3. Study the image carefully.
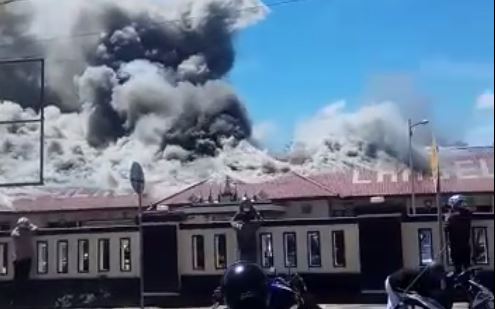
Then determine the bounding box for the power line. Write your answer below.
[0,0,311,52]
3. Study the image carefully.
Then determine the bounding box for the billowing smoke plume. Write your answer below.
[74,2,254,153]
[0,0,458,197]
[0,5,59,109]
[286,101,430,171]
[1,0,262,153]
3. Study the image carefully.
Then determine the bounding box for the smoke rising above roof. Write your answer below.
[0,0,454,196]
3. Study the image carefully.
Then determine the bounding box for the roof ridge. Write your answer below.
[151,178,210,206]
[290,171,337,196]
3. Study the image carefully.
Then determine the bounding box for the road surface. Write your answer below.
[99,304,469,309]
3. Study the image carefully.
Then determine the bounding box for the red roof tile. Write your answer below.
[11,193,144,213]
[310,147,494,197]
[160,147,494,204]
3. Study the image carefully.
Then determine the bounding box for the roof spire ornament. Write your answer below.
[208,186,213,203]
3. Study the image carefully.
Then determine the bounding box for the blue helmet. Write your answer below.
[447,194,468,210]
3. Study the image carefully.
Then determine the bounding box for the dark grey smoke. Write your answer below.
[76,2,251,155]
[0,7,42,109]
[0,6,60,111]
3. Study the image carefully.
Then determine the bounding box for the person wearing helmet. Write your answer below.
[221,261,270,309]
[385,262,449,309]
[230,198,264,263]
[10,217,38,306]
[445,194,473,274]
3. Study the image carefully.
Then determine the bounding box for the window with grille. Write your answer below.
[0,243,7,276]
[192,235,205,270]
[98,239,110,272]
[332,230,346,268]
[57,240,69,274]
[37,241,48,274]
[214,234,227,270]
[418,229,434,266]
[260,233,274,268]
[78,239,90,273]
[283,232,297,268]
[472,227,489,265]
[120,238,132,272]
[307,231,321,267]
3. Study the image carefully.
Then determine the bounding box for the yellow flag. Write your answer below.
[431,136,440,189]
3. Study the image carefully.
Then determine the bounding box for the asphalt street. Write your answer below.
[115,304,469,309]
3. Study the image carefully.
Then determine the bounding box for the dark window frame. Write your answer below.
[259,232,274,269]
[56,240,69,274]
[120,238,132,272]
[307,231,322,268]
[192,235,205,271]
[332,230,346,268]
[77,239,90,273]
[37,241,49,274]
[283,232,297,268]
[214,234,227,270]
[418,228,434,266]
[98,238,111,273]
[0,242,7,276]
[472,226,490,265]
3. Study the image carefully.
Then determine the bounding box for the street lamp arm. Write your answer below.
[410,119,430,130]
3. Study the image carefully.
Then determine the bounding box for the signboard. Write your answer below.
[130,162,145,194]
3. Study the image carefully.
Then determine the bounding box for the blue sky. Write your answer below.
[229,0,494,150]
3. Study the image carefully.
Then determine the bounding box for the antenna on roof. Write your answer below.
[232,183,238,201]
[208,186,213,203]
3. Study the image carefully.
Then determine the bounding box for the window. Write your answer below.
[98,239,110,272]
[57,240,69,274]
[472,227,489,265]
[418,229,434,266]
[37,241,48,274]
[283,232,297,268]
[120,238,132,272]
[214,234,227,270]
[192,235,205,270]
[307,231,321,267]
[332,230,346,268]
[0,243,7,276]
[260,233,274,268]
[301,204,313,214]
[78,239,90,273]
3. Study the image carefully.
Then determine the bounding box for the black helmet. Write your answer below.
[222,261,269,309]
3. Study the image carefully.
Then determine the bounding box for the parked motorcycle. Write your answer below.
[211,269,322,309]
[269,271,321,309]
[397,267,494,309]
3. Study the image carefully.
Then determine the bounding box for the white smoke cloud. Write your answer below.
[0,0,468,200]
[476,90,494,111]
[252,121,278,145]
[466,90,494,146]
[291,100,429,170]
[0,191,13,210]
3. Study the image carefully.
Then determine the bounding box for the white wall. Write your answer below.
[402,219,494,270]
[178,223,360,276]
[280,199,330,219]
[0,231,140,281]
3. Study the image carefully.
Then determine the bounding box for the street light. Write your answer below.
[130,162,145,309]
[408,118,429,215]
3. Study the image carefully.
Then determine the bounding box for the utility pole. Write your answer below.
[130,162,145,309]
[408,118,429,215]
